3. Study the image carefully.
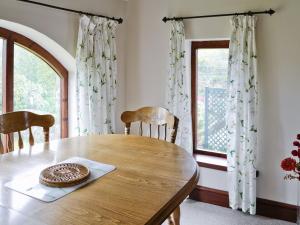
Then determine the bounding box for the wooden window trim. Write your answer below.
[191,40,229,159]
[194,153,227,171]
[0,27,68,138]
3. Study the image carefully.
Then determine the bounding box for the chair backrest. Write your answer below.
[0,111,55,153]
[121,107,179,143]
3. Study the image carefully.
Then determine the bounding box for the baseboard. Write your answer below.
[189,186,297,223]
[189,186,229,208]
[256,198,297,223]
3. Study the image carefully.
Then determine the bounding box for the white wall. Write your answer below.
[124,0,169,109]
[125,0,300,205]
[0,0,127,135]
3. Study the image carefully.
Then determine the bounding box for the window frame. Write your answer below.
[0,27,68,138]
[191,40,230,159]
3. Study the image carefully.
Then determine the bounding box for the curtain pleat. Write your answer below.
[166,21,193,154]
[226,15,258,215]
[76,15,118,135]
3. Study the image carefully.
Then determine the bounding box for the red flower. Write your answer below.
[293,141,300,147]
[281,158,297,171]
[298,149,300,158]
[291,150,298,156]
[297,134,300,140]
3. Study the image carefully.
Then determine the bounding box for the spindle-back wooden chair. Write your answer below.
[121,106,179,143]
[121,106,180,225]
[0,111,55,153]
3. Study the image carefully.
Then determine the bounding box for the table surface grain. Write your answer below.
[0,134,199,225]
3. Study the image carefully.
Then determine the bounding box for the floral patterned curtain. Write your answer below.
[226,15,258,215]
[166,21,193,154]
[76,15,118,135]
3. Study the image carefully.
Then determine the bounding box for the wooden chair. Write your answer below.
[121,107,179,143]
[121,106,181,225]
[0,111,55,153]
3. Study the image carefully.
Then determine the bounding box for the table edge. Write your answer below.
[146,162,200,225]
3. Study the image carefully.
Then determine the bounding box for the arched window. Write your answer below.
[0,27,68,141]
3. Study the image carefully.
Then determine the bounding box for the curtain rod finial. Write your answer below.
[268,8,275,15]
[162,17,168,23]
[117,18,123,24]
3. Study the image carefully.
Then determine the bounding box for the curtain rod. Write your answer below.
[17,0,123,24]
[162,9,275,23]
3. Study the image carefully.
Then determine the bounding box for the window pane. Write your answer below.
[0,39,3,113]
[14,44,60,144]
[197,48,229,153]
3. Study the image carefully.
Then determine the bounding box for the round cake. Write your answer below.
[39,163,90,188]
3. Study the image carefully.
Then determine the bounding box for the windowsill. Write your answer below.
[193,153,227,171]
[194,153,260,177]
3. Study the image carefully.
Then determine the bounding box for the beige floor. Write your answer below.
[163,200,295,225]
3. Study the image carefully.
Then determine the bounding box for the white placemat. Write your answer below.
[5,157,116,202]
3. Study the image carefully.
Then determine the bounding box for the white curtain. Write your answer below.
[226,15,258,215]
[166,21,193,154]
[76,15,118,135]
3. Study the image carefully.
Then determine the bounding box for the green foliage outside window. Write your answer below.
[13,44,61,143]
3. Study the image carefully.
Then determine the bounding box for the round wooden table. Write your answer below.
[0,135,199,225]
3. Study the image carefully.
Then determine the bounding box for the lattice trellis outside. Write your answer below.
[204,87,227,153]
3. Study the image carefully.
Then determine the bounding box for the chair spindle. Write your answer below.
[7,134,13,152]
[125,123,130,135]
[164,124,167,141]
[43,127,50,142]
[139,122,143,136]
[18,131,24,149]
[29,127,34,146]
[157,125,160,140]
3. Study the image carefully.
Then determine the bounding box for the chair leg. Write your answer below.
[168,206,180,225]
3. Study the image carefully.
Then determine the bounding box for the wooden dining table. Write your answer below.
[0,134,199,225]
